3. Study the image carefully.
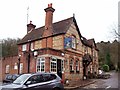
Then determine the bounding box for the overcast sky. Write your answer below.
[0,0,118,42]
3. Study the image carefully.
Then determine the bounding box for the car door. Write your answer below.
[32,74,53,90]
[37,74,58,90]
[24,75,42,90]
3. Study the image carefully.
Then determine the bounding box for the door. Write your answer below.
[57,59,62,78]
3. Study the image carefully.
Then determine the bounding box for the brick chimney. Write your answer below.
[43,3,55,37]
[27,21,36,33]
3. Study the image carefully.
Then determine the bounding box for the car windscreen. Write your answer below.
[13,74,30,85]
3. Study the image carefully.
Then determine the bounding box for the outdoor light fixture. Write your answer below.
[61,53,65,56]
[34,51,38,56]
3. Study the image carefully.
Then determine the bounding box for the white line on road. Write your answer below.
[106,86,111,89]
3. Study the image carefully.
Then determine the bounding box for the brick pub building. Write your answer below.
[1,3,99,82]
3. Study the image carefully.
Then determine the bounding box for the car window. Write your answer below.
[6,75,12,80]
[42,74,57,82]
[13,74,30,84]
[12,75,18,80]
[50,74,57,80]
[27,75,44,84]
[42,74,50,82]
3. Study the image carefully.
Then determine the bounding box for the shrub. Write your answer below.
[102,64,109,72]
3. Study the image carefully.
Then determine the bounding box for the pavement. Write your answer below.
[64,79,96,90]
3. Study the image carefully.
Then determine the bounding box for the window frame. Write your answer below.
[76,60,80,73]
[71,35,76,49]
[5,65,10,74]
[50,58,57,73]
[22,44,27,51]
[36,57,45,72]
[61,60,64,73]
[70,59,74,73]
[20,63,23,74]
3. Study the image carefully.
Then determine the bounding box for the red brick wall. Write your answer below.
[0,60,2,82]
[2,56,18,80]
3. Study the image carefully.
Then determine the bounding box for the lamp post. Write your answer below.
[18,54,21,74]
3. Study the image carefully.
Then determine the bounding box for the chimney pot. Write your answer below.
[30,21,32,24]
[27,20,36,33]
[48,3,52,7]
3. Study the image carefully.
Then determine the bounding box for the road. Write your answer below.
[0,82,2,90]
[0,71,119,90]
[75,71,119,90]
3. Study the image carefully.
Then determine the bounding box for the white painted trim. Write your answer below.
[37,54,65,60]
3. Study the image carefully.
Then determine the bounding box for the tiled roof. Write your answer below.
[81,37,99,50]
[81,37,92,47]
[18,16,98,51]
[18,17,73,44]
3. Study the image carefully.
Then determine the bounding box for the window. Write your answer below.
[5,65,10,73]
[20,63,23,74]
[50,58,57,73]
[30,43,34,51]
[70,59,74,72]
[76,60,79,73]
[14,63,18,70]
[61,60,64,73]
[36,57,45,72]
[22,44,27,51]
[71,35,76,49]
[27,75,44,84]
[6,75,12,80]
[42,74,56,81]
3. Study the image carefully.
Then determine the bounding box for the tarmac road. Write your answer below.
[74,70,119,90]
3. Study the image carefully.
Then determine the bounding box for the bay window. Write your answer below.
[50,58,57,73]
[36,57,45,72]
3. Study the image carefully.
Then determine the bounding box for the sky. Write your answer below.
[0,0,118,42]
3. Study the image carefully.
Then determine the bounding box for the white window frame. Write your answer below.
[22,44,27,51]
[61,60,64,73]
[50,58,57,73]
[5,65,10,73]
[36,57,45,72]
[30,43,34,51]
[20,63,23,74]
[76,60,79,72]
[14,63,18,70]
[71,35,76,49]
[70,59,74,71]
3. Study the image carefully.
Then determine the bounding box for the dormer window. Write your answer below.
[71,35,76,49]
[22,44,27,51]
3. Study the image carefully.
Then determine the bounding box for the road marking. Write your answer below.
[106,86,111,89]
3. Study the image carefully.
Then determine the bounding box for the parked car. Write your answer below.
[3,74,20,83]
[97,70,111,79]
[2,73,64,90]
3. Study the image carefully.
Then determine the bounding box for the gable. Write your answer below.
[65,22,83,51]
[18,17,73,45]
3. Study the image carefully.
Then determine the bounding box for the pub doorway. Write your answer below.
[57,59,62,79]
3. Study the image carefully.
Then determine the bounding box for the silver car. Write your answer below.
[2,73,64,90]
